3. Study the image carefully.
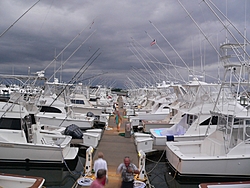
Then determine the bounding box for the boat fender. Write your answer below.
[134,180,146,188]
[87,112,95,117]
[77,177,93,186]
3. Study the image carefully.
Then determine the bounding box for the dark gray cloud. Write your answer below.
[0,0,249,88]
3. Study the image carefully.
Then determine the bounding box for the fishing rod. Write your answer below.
[72,50,102,85]
[170,1,222,83]
[75,71,108,84]
[88,74,101,86]
[131,37,172,82]
[1,27,97,118]
[177,0,221,58]
[129,41,157,83]
[145,30,186,83]
[108,80,117,89]
[149,20,193,74]
[151,60,219,83]
[126,76,139,89]
[130,67,152,86]
[126,73,142,88]
[128,43,157,84]
[0,0,41,38]
[47,48,101,108]
[134,32,218,84]
[129,72,146,88]
[206,0,250,46]
[203,0,250,100]
[202,0,250,60]
[43,20,97,72]
[48,29,96,82]
[149,20,211,83]
[40,53,102,127]
[176,1,247,128]
[130,40,160,82]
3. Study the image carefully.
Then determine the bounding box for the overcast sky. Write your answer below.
[0,0,249,88]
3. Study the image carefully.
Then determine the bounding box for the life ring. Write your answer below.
[134,180,146,188]
[77,177,94,186]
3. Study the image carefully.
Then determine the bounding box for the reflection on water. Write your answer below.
[145,150,199,188]
[0,150,86,188]
[3,148,241,188]
[146,150,250,188]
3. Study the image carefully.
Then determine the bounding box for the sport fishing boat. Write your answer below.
[0,101,79,165]
[35,80,95,130]
[166,43,250,179]
[150,79,220,145]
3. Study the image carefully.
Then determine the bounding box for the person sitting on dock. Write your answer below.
[90,169,107,188]
[93,152,108,183]
[117,156,140,188]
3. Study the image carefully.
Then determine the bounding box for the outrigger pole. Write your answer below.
[0,0,41,39]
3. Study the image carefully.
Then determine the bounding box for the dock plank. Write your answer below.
[75,97,139,188]
[92,99,139,188]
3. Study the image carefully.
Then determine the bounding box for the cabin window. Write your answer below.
[233,118,241,125]
[0,118,21,130]
[71,99,84,105]
[39,106,62,113]
[245,120,250,140]
[187,114,198,125]
[200,116,218,125]
[246,120,250,125]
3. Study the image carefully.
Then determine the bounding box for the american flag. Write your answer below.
[150,39,156,46]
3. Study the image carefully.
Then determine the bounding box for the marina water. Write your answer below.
[0,149,200,188]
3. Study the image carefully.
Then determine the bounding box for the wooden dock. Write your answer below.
[73,96,166,188]
[92,118,139,187]
[93,97,139,188]
[74,97,140,188]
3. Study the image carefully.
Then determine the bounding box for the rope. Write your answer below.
[146,149,166,175]
[165,160,180,183]
[59,144,82,176]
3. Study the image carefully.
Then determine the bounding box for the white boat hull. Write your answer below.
[135,113,167,121]
[0,173,45,188]
[0,142,78,163]
[150,125,217,145]
[199,181,250,188]
[35,113,94,129]
[130,114,168,127]
[0,130,78,164]
[166,140,250,177]
[72,106,103,115]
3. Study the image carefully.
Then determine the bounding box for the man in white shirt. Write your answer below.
[93,152,108,179]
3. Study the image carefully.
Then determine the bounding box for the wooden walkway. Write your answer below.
[75,96,139,188]
[93,97,139,188]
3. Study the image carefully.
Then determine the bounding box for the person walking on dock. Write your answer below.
[114,110,122,132]
[93,152,108,184]
[89,169,107,188]
[117,156,140,188]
